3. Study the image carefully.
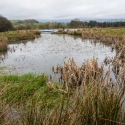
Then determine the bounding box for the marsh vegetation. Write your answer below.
[1,58,125,124]
[0,30,41,52]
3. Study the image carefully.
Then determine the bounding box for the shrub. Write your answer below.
[0,15,13,32]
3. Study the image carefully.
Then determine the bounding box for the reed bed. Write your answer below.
[52,58,104,91]
[49,58,125,124]
[0,58,125,124]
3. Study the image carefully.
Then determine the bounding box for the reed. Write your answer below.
[53,57,104,90]
[0,37,8,52]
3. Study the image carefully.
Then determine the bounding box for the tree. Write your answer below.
[0,15,13,32]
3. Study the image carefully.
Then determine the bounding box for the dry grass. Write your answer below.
[52,58,103,91]
[48,58,125,125]
[0,37,8,52]
[1,58,125,124]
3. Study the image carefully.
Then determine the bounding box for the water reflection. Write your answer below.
[0,33,116,76]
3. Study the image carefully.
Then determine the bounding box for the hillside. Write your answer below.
[10,19,39,25]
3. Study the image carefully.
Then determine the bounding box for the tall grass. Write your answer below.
[1,58,125,124]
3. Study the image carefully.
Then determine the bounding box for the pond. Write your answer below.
[0,33,115,78]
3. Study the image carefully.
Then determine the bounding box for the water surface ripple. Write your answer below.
[0,33,115,75]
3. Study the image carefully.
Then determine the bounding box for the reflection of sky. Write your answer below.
[0,33,116,77]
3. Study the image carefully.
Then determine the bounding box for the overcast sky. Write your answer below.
[0,0,125,21]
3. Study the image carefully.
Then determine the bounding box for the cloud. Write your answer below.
[0,0,125,21]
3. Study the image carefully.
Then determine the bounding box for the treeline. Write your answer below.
[0,16,13,32]
[11,19,39,25]
[0,16,66,31]
[15,22,67,30]
[1,15,125,32]
[68,20,125,28]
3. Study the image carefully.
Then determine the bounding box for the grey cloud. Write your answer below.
[0,0,125,21]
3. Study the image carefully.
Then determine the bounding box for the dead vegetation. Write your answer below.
[52,58,104,91]
[0,37,8,52]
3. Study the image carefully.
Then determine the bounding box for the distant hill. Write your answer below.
[91,19,125,22]
[10,19,39,25]
[38,19,125,23]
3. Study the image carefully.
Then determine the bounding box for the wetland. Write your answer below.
[1,29,125,125]
[0,32,115,76]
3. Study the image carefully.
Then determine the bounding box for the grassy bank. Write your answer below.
[0,30,41,52]
[1,58,125,124]
[56,28,125,36]
[55,28,125,48]
[55,28,125,72]
[0,73,64,124]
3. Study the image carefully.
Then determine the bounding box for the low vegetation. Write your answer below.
[0,30,41,52]
[56,28,125,49]
[0,73,64,124]
[0,57,125,124]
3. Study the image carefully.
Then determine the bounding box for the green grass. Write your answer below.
[55,28,125,37]
[0,73,66,124]
[0,66,6,70]
[0,30,41,41]
[0,74,55,103]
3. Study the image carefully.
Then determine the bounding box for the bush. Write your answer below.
[0,15,13,32]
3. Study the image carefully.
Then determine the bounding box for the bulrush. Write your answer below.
[0,37,8,52]
[53,57,104,90]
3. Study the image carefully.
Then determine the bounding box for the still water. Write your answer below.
[0,33,115,76]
